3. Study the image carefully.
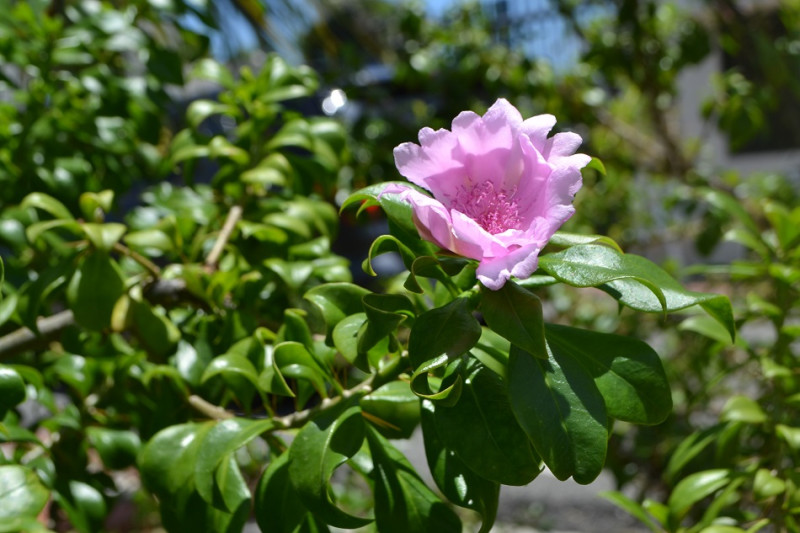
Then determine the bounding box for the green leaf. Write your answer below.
[753,468,786,501]
[140,422,215,497]
[548,231,622,252]
[211,454,251,517]
[367,426,462,533]
[545,324,672,425]
[21,192,74,220]
[407,297,480,367]
[539,244,735,341]
[679,314,737,345]
[273,341,328,398]
[480,281,547,359]
[55,480,107,533]
[358,293,414,355]
[79,190,114,221]
[667,469,732,524]
[288,404,372,529]
[195,418,274,508]
[25,219,83,243]
[82,222,126,251]
[0,366,26,420]
[67,251,125,331]
[304,283,369,333]
[201,353,260,405]
[363,234,417,276]
[0,465,49,520]
[191,58,235,88]
[360,381,421,439]
[255,453,320,533]
[720,396,766,424]
[585,156,607,175]
[420,399,499,533]
[599,491,663,533]
[776,424,800,450]
[665,426,722,484]
[508,344,608,484]
[409,355,463,404]
[434,360,541,485]
[86,427,141,470]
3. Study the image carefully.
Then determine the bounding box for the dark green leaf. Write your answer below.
[434,360,541,485]
[195,418,274,508]
[304,283,369,334]
[0,367,26,420]
[480,281,547,359]
[367,426,462,533]
[66,251,125,331]
[140,422,215,497]
[360,381,421,439]
[407,297,480,367]
[508,345,608,484]
[420,399,499,533]
[255,453,319,533]
[545,324,672,424]
[288,404,372,528]
[86,427,141,470]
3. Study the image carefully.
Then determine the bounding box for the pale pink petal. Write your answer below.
[476,241,543,290]
[520,114,556,149]
[543,131,583,160]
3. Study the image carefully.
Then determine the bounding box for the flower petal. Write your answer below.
[476,241,544,290]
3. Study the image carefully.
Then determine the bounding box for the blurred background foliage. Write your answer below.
[0,0,798,530]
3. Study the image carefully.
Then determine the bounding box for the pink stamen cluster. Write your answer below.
[452,181,521,234]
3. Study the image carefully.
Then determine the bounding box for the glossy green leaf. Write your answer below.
[358,293,414,354]
[480,281,547,359]
[82,222,126,251]
[0,465,49,520]
[255,453,319,533]
[420,399,499,533]
[776,425,800,450]
[273,341,328,397]
[363,234,417,276]
[130,299,180,358]
[545,324,672,424]
[288,404,372,528]
[360,380,421,439]
[202,353,261,391]
[211,454,250,516]
[409,355,463,404]
[140,422,215,497]
[508,344,608,484]
[720,396,766,424]
[86,427,141,470]
[665,426,723,484]
[599,491,662,533]
[67,251,125,331]
[55,480,107,533]
[0,366,26,420]
[21,192,74,220]
[679,314,737,345]
[407,297,480,367]
[753,468,786,501]
[304,283,369,333]
[549,231,621,251]
[667,469,732,523]
[539,244,735,341]
[367,426,462,533]
[434,360,541,485]
[25,219,83,243]
[195,418,274,507]
[191,58,235,88]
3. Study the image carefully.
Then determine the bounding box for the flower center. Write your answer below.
[452,181,522,234]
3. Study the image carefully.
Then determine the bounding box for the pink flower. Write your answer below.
[385,98,591,290]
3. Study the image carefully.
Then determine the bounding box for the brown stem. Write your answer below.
[0,310,75,359]
[188,395,234,420]
[113,242,162,278]
[205,205,243,270]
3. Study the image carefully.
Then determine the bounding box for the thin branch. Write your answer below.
[0,310,75,359]
[275,377,375,430]
[188,395,234,420]
[113,242,162,278]
[205,205,243,270]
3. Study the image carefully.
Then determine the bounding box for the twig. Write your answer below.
[275,378,375,430]
[0,310,75,359]
[113,242,162,278]
[205,205,243,270]
[188,395,234,420]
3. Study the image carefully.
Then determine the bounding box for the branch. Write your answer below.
[0,310,75,358]
[205,205,243,270]
[188,395,234,420]
[113,242,162,278]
